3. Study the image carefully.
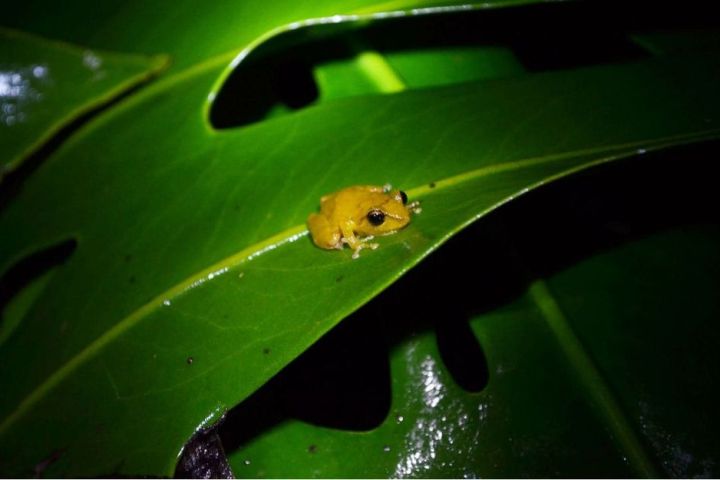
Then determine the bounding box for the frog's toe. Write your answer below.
[407,200,422,214]
[350,241,379,259]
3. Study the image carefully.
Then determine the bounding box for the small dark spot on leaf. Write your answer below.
[124,254,132,262]
[335,275,344,283]
[129,275,136,284]
[263,348,271,355]
[187,356,194,365]
[308,444,317,454]
[429,182,436,188]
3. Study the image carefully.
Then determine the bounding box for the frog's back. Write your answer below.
[322,186,379,217]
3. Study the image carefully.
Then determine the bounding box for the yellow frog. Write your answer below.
[307,184,421,259]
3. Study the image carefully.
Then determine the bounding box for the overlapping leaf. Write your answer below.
[0,28,167,175]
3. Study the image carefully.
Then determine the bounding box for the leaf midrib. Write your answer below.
[1,128,718,438]
[528,280,658,477]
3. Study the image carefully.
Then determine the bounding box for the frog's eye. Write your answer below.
[367,209,385,226]
[399,191,408,205]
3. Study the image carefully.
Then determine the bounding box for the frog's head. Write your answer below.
[356,189,420,236]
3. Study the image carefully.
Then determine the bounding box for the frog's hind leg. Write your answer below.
[308,213,342,249]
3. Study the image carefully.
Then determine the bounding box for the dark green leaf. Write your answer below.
[3,2,720,477]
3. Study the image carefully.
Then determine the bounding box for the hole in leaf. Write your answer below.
[210,2,655,130]
[0,239,76,345]
[210,58,319,128]
[510,29,647,72]
[219,313,391,453]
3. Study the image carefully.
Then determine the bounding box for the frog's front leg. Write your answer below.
[346,237,379,259]
[340,221,378,259]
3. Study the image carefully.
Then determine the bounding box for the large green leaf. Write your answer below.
[2,1,720,477]
[1,47,720,475]
[0,28,167,175]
